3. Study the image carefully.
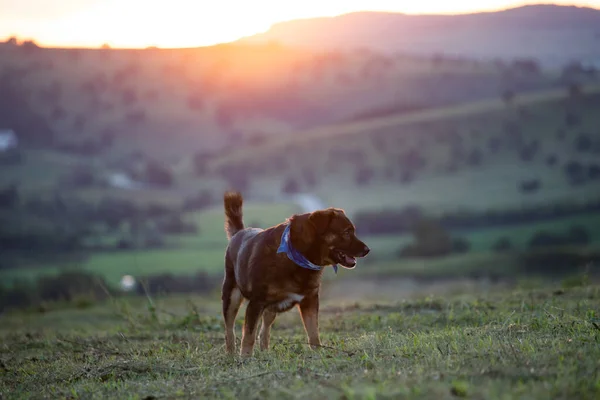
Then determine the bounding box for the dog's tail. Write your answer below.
[224,191,244,240]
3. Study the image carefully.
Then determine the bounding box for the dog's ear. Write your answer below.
[308,209,334,235]
[290,210,334,252]
[289,214,316,252]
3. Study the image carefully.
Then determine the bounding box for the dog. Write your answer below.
[222,191,370,357]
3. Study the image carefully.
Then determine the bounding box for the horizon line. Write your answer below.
[1,2,598,50]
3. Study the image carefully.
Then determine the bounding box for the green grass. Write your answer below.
[209,83,600,169]
[0,202,300,286]
[1,282,599,399]
[201,87,600,216]
[2,206,599,287]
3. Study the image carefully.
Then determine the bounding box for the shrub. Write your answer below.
[1,271,111,311]
[518,249,598,275]
[488,137,501,154]
[121,88,138,105]
[528,226,590,249]
[218,164,250,193]
[545,154,558,166]
[512,59,540,75]
[36,270,109,303]
[0,280,36,310]
[136,271,217,295]
[60,167,95,188]
[116,238,134,249]
[564,161,586,185]
[398,219,454,258]
[519,142,539,162]
[589,164,600,180]
[157,215,199,235]
[355,166,375,186]
[519,179,541,194]
[144,203,171,218]
[144,161,173,187]
[575,133,592,152]
[568,83,582,99]
[452,238,471,254]
[565,111,580,127]
[302,169,317,188]
[502,90,515,105]
[467,148,483,166]
[528,231,566,248]
[0,183,18,208]
[182,190,213,212]
[492,237,512,252]
[192,152,212,175]
[355,206,423,235]
[95,197,138,229]
[567,225,590,246]
[144,233,165,249]
[400,170,414,185]
[282,176,300,194]
[125,110,146,125]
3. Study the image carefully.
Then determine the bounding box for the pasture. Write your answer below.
[1,280,599,399]
[3,200,600,287]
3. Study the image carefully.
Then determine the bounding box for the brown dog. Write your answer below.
[222,191,370,357]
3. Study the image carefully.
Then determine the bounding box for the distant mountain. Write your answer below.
[239,5,600,66]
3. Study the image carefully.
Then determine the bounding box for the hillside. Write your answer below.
[208,84,600,214]
[1,37,600,285]
[0,38,582,164]
[240,5,600,66]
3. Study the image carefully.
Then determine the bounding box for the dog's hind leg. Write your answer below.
[222,267,243,354]
[259,309,277,351]
[240,300,265,357]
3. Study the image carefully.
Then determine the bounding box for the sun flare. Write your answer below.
[2,0,599,48]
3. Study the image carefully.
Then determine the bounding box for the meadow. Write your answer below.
[3,200,600,287]
[2,32,600,400]
[1,279,599,399]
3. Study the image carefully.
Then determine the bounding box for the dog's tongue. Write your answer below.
[344,255,356,267]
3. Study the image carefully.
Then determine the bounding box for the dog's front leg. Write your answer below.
[259,309,277,351]
[240,301,264,357]
[299,293,321,349]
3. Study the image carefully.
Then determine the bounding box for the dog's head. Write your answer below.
[289,208,370,269]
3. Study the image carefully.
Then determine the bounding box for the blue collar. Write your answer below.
[277,224,338,274]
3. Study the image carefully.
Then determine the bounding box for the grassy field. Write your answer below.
[2,201,600,287]
[1,280,599,399]
[3,199,599,287]
[0,202,299,285]
[208,83,600,169]
[204,85,600,215]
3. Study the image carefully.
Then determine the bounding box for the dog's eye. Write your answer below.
[343,229,352,237]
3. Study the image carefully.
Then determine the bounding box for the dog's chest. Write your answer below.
[273,293,304,312]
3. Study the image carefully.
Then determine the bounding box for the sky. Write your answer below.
[1,0,599,48]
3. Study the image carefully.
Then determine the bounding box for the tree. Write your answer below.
[502,90,515,106]
[145,161,173,187]
[282,176,300,194]
[0,183,18,208]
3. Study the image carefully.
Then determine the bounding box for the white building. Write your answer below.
[0,129,18,152]
[108,172,144,190]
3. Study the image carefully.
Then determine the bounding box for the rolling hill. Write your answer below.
[240,4,600,67]
[207,84,600,214]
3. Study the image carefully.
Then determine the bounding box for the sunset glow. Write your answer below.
[1,0,599,48]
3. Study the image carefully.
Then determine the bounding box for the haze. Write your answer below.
[1,0,599,48]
